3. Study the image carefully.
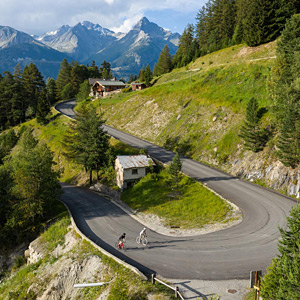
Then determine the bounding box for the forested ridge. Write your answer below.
[0,59,113,131]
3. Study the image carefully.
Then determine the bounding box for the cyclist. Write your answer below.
[139,228,147,243]
[118,233,126,248]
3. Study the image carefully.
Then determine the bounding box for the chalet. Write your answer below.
[115,155,155,190]
[131,82,147,91]
[89,78,126,98]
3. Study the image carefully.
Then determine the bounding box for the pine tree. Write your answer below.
[0,129,18,164]
[271,14,300,167]
[71,62,89,96]
[61,83,74,100]
[195,0,236,54]
[157,45,172,76]
[153,63,159,77]
[0,164,14,249]
[128,74,134,83]
[8,127,60,235]
[102,68,108,79]
[239,98,267,152]
[88,61,102,78]
[11,64,24,124]
[36,87,50,124]
[56,59,72,99]
[46,78,57,105]
[173,24,195,68]
[101,60,111,79]
[196,4,209,53]
[168,152,182,192]
[239,0,294,47]
[22,63,45,114]
[0,72,14,129]
[144,64,152,87]
[276,99,300,168]
[138,65,145,82]
[261,204,300,300]
[76,80,91,102]
[63,104,111,185]
[85,108,110,182]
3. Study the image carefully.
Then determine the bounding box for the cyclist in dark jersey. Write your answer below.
[118,233,126,248]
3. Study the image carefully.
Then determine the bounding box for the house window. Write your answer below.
[132,168,138,175]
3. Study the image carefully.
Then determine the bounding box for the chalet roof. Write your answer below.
[88,78,102,85]
[95,80,126,87]
[116,155,154,169]
[88,78,126,87]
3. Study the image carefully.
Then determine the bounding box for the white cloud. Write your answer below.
[111,14,144,33]
[0,0,205,35]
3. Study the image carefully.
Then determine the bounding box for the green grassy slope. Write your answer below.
[100,42,276,166]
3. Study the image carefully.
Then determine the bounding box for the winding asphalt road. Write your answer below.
[55,100,295,280]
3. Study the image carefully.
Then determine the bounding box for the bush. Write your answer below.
[12,256,27,271]
[121,87,132,93]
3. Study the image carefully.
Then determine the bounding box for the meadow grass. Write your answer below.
[40,214,71,251]
[110,137,141,155]
[122,169,232,228]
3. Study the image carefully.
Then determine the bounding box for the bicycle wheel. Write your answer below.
[115,242,119,249]
[136,236,141,244]
[142,238,148,246]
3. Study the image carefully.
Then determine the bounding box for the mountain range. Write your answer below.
[0,18,180,80]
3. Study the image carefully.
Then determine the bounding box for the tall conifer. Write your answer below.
[240,97,267,152]
[56,59,72,100]
[261,204,300,299]
[272,14,300,167]
[157,45,172,76]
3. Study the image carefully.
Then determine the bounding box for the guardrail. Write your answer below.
[151,274,185,300]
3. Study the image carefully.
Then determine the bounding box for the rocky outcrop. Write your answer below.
[25,229,110,300]
[26,236,46,264]
[228,149,300,198]
[36,256,106,300]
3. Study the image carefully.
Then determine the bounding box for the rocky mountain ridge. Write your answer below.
[37,21,117,62]
[0,25,67,79]
[0,18,180,80]
[92,17,180,78]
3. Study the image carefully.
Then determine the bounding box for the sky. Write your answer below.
[0,0,206,36]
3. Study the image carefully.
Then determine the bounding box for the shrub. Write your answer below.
[122,87,132,93]
[12,256,27,271]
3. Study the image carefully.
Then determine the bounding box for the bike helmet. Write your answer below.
[143,228,146,230]
[123,233,126,235]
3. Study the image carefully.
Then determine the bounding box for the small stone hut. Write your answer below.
[115,155,155,190]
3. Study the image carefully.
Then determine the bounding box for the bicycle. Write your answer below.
[115,240,126,250]
[136,235,148,246]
